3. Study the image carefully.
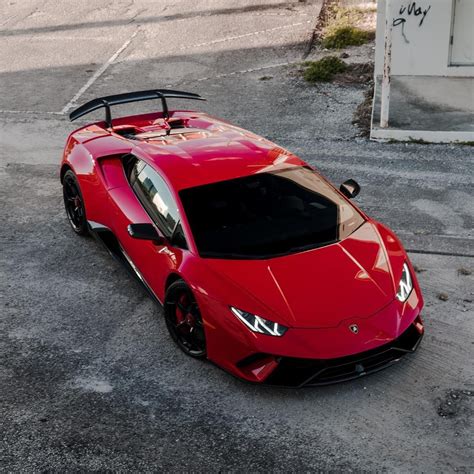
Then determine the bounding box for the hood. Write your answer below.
[204,222,397,329]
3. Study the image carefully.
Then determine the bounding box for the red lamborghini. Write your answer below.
[61,90,424,386]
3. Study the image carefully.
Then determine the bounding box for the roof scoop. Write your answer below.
[68,89,206,128]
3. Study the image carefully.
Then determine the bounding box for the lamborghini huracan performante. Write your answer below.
[61,89,424,387]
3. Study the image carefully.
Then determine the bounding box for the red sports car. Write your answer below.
[61,89,424,387]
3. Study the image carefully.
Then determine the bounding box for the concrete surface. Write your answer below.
[373,76,474,131]
[0,0,473,471]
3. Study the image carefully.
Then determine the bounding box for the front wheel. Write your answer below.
[164,280,207,359]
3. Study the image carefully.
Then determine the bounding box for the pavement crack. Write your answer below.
[406,249,474,258]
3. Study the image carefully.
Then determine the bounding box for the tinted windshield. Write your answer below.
[179,167,365,259]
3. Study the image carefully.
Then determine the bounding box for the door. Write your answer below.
[108,158,187,303]
[450,0,474,66]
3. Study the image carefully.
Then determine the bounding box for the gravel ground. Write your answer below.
[0,1,473,471]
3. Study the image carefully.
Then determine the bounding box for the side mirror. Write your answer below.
[340,179,361,199]
[128,223,165,244]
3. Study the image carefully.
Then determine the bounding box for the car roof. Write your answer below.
[75,111,307,191]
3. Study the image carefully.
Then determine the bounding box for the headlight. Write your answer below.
[396,262,413,302]
[230,307,288,336]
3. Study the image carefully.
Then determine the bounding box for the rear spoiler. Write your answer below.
[69,89,205,128]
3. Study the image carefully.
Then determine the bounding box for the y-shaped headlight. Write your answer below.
[396,262,413,302]
[230,307,288,336]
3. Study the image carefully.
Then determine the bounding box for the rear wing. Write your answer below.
[69,89,205,128]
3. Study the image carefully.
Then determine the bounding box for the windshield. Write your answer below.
[179,167,365,259]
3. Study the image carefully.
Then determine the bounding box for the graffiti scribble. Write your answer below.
[393,2,432,43]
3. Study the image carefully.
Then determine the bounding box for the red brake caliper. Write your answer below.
[177,294,194,332]
[73,196,81,211]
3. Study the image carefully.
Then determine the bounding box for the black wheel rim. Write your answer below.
[166,289,206,357]
[63,175,85,231]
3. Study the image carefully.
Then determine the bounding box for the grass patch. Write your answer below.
[322,26,371,49]
[303,56,347,83]
[320,5,374,49]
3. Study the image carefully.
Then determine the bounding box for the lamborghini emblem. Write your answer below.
[349,324,359,334]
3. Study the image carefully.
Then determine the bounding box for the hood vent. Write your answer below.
[132,127,210,141]
[112,117,210,142]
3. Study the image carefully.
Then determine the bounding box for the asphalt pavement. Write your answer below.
[1,0,473,471]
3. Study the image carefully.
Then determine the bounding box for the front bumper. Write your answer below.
[203,289,424,386]
[260,317,423,387]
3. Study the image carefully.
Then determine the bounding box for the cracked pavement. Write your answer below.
[0,0,473,471]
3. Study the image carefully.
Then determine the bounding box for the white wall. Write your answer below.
[375,0,474,77]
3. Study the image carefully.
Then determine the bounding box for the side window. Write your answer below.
[130,160,186,248]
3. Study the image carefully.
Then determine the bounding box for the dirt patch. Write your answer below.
[413,265,427,274]
[316,1,376,50]
[344,62,375,137]
[303,0,339,58]
[302,1,376,136]
[352,82,373,137]
[335,61,374,84]
[437,389,473,419]
[299,59,374,135]
[438,292,449,302]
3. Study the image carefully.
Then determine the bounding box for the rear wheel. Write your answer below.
[164,280,207,359]
[63,170,88,236]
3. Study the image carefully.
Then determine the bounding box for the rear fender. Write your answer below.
[61,132,132,224]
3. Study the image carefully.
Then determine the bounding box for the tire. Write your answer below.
[164,280,207,359]
[62,169,89,236]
